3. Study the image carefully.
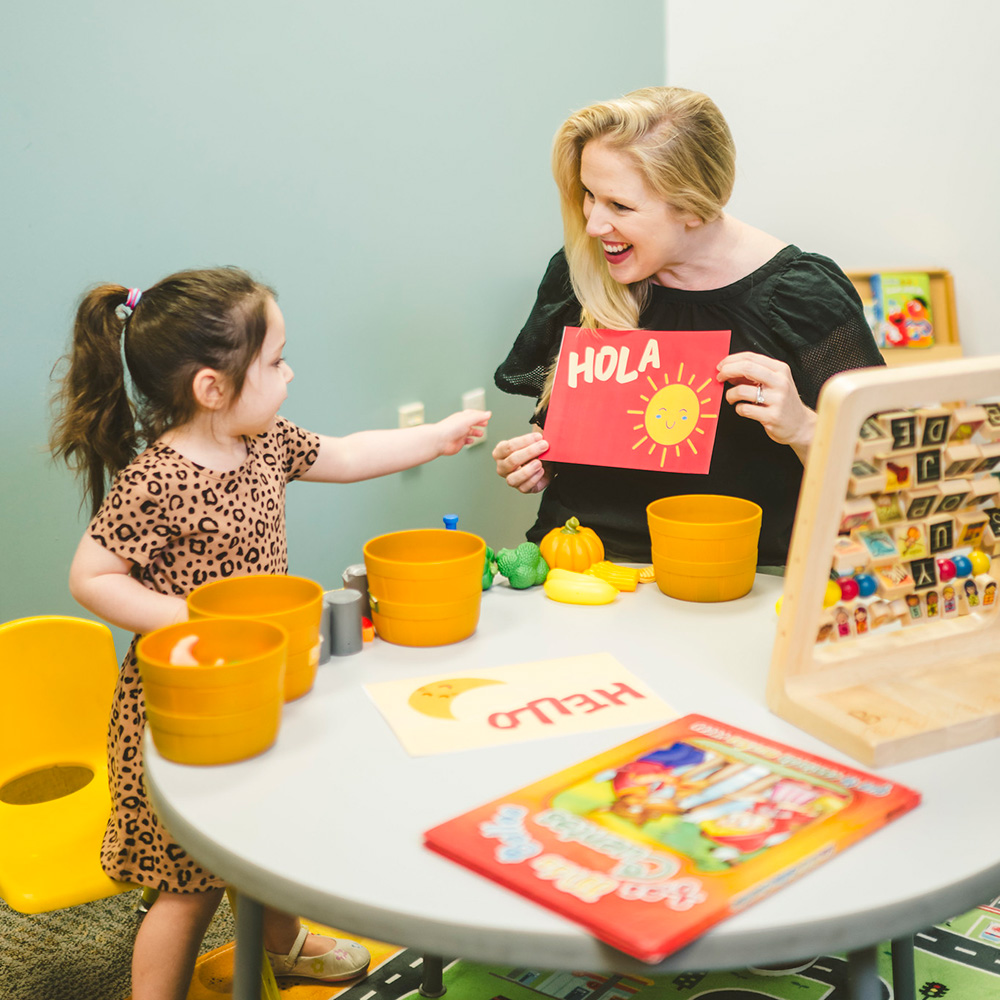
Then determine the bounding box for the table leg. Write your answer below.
[419,954,446,997]
[232,892,264,1000]
[846,944,883,1000]
[891,935,915,1000]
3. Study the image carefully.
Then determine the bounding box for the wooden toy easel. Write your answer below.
[768,355,1000,767]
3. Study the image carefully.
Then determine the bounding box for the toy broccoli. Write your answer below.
[495,542,549,589]
[482,546,498,590]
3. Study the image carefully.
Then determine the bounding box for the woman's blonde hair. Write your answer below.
[552,86,736,331]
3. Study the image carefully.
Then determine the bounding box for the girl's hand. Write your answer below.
[435,409,491,456]
[716,352,817,463]
[492,431,552,493]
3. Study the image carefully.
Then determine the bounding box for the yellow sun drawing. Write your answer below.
[626,364,718,468]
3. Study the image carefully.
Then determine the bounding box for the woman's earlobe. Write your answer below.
[191,368,228,410]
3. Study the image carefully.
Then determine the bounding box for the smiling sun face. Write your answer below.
[644,383,700,445]
[627,364,717,468]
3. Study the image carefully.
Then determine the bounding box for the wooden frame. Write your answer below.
[768,356,1000,766]
[846,269,961,368]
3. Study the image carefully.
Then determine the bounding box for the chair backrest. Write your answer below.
[0,616,118,778]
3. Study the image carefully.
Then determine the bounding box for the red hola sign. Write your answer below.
[544,327,731,474]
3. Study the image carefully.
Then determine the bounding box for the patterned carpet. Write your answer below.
[0,890,234,1000]
[2,895,998,1000]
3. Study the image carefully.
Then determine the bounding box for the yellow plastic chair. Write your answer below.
[0,615,134,913]
[0,615,279,999]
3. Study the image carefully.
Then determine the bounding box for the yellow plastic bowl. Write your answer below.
[651,553,757,602]
[146,699,281,766]
[363,530,486,646]
[187,575,323,702]
[647,494,762,562]
[367,594,482,647]
[137,618,287,715]
[647,495,762,603]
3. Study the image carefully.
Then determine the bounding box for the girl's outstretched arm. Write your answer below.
[301,408,490,483]
[69,534,188,634]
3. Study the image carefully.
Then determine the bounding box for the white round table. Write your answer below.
[146,576,1000,1000]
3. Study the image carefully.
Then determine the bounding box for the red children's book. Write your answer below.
[542,327,731,474]
[424,714,920,964]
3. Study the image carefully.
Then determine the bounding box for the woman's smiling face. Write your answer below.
[580,139,699,286]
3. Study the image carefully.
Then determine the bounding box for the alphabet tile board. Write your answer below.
[768,356,1000,767]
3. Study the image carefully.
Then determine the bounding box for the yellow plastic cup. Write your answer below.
[186,575,323,701]
[138,618,287,715]
[647,495,763,603]
[363,529,486,646]
[145,700,282,767]
[137,618,287,765]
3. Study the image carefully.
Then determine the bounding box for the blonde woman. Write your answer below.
[493,87,882,566]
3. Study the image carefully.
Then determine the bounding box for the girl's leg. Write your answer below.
[131,887,225,1000]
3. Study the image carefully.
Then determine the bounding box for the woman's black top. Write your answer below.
[494,246,884,565]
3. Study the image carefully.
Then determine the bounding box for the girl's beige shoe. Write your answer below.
[265,926,371,982]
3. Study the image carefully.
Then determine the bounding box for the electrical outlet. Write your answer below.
[398,401,424,428]
[462,387,486,411]
[461,387,487,446]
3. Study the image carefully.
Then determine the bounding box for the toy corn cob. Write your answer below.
[585,561,641,592]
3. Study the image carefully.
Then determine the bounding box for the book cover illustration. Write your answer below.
[424,714,920,964]
[542,328,731,474]
[869,273,935,349]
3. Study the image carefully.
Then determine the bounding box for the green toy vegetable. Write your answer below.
[495,542,549,590]
[482,546,498,590]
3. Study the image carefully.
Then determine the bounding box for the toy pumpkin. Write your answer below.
[539,517,604,572]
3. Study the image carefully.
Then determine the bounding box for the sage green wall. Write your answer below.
[0,1,664,647]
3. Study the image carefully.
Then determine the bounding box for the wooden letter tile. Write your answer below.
[893,522,928,560]
[926,515,955,554]
[901,487,939,521]
[878,410,919,453]
[942,443,981,479]
[875,560,915,600]
[935,479,971,514]
[856,415,893,459]
[949,406,987,442]
[839,497,877,535]
[848,459,887,497]
[955,509,989,548]
[917,406,953,447]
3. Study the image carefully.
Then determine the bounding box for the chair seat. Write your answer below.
[0,762,133,914]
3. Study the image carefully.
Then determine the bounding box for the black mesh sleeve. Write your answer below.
[494,250,581,399]
[768,253,885,409]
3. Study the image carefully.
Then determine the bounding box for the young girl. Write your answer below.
[50,267,490,1000]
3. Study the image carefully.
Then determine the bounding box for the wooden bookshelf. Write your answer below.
[846,269,961,367]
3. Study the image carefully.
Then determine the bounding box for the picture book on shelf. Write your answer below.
[869,272,935,349]
[424,714,920,964]
[542,327,731,475]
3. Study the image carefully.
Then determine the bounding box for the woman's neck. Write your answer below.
[652,214,787,291]
[158,413,248,472]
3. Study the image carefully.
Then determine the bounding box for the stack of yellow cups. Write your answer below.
[187,575,324,701]
[647,495,763,603]
[137,618,287,765]
[363,529,486,646]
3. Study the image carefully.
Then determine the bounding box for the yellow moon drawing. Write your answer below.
[407,678,504,720]
[644,383,700,446]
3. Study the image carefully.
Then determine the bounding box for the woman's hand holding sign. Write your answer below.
[716,352,817,465]
[493,432,552,493]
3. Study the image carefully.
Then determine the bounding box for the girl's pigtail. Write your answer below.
[51,285,138,516]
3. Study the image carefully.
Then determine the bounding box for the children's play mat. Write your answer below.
[182,899,1000,1000]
